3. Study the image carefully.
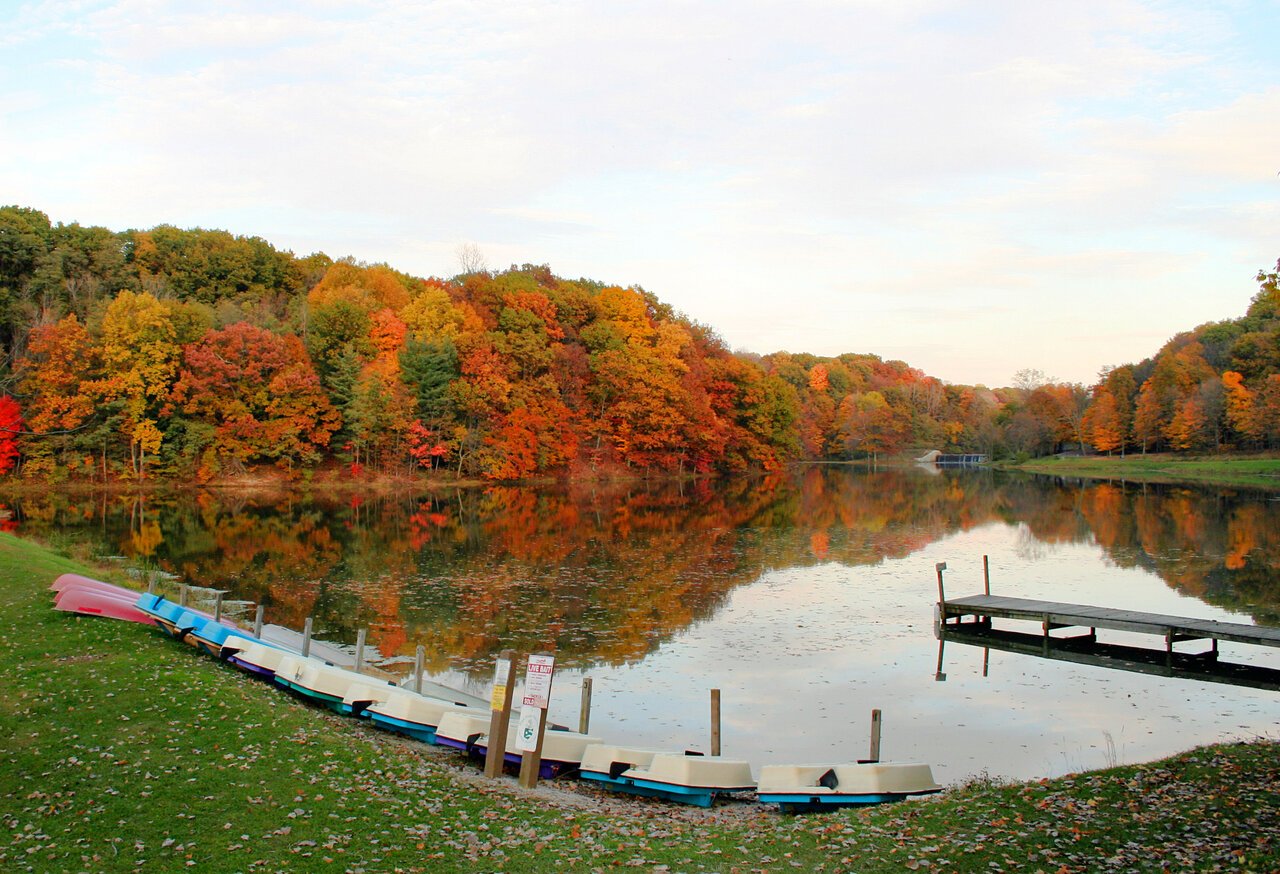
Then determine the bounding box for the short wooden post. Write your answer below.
[302,617,313,658]
[868,709,882,763]
[146,577,157,595]
[982,555,990,595]
[934,638,946,682]
[935,562,947,603]
[982,646,990,677]
[213,591,224,623]
[179,584,189,607]
[517,653,556,789]
[253,604,264,638]
[354,628,367,673]
[485,650,517,779]
[579,677,593,735]
[710,688,722,756]
[413,645,425,693]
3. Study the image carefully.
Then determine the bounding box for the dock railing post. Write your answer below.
[711,688,722,756]
[935,562,947,630]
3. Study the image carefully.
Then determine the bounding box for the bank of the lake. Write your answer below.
[1004,453,1280,491]
[2,533,1276,873]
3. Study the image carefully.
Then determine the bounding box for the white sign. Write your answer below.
[515,704,541,752]
[521,653,556,709]
[490,657,511,711]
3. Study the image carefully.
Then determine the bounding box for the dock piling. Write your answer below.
[253,604,264,638]
[982,555,990,595]
[302,617,313,658]
[354,628,367,673]
[868,709,882,763]
[213,591,224,623]
[413,646,425,693]
[579,677,593,735]
[711,688,722,756]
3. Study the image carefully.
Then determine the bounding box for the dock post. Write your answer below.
[868,709,882,763]
[934,638,947,682]
[983,555,990,595]
[579,677,593,735]
[253,605,264,638]
[179,584,189,608]
[711,689,722,756]
[213,591,224,623]
[413,645,425,693]
[146,577,156,595]
[354,628,367,673]
[302,617,313,658]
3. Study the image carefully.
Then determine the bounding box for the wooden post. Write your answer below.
[710,688,722,756]
[517,653,556,789]
[983,647,990,677]
[253,604,264,638]
[579,677,593,735]
[935,562,947,604]
[354,628,367,673]
[484,650,517,779]
[982,555,990,595]
[213,591,224,623]
[517,708,550,789]
[868,709,882,763]
[179,584,189,608]
[302,617,313,658]
[146,577,156,595]
[413,645,425,693]
[934,638,946,682]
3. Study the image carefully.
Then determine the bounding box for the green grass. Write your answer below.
[2,532,1276,872]
[1007,453,1280,490]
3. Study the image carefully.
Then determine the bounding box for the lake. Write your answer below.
[10,466,1280,784]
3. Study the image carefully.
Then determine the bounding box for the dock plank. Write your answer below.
[942,594,1280,648]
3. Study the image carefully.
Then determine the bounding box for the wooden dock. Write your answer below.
[934,561,1280,675]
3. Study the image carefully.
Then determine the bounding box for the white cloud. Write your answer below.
[1,0,1277,387]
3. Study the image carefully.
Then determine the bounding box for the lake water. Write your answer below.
[11,467,1280,784]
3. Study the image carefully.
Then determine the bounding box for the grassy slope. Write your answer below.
[1,533,1276,873]
[1006,454,1280,490]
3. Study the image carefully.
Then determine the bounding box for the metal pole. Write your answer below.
[302,617,313,658]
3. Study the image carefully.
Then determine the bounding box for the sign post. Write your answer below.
[484,650,517,779]
[517,653,556,789]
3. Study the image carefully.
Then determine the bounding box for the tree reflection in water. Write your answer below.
[9,468,1280,681]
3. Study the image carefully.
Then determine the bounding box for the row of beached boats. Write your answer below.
[51,573,943,813]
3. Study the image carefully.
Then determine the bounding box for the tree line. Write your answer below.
[1,204,1277,480]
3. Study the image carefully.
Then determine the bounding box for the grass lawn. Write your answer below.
[1007,454,1280,491]
[2,532,1276,872]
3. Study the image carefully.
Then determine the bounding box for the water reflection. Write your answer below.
[9,468,1280,781]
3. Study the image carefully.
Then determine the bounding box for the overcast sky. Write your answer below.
[3,1,1277,387]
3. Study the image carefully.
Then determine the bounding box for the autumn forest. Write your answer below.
[2,204,1279,482]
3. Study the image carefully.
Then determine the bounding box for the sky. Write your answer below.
[2,0,1278,388]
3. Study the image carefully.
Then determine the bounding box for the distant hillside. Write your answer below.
[1,205,1276,481]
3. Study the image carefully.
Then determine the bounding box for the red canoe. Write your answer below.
[53,586,152,624]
